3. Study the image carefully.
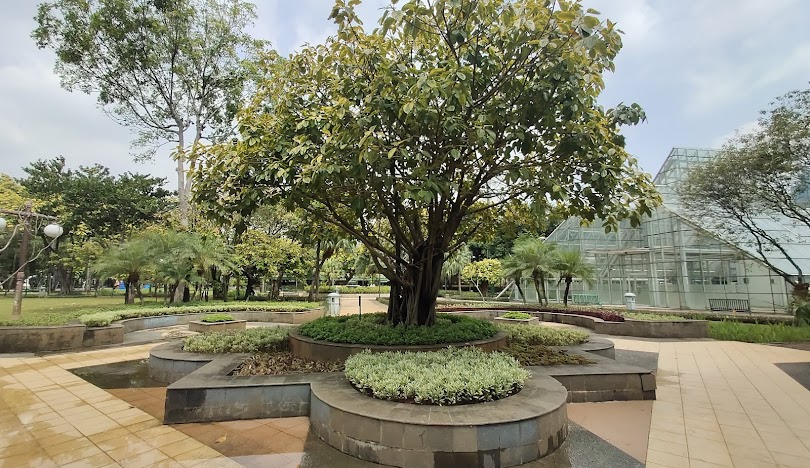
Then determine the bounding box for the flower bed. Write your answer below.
[183,327,290,353]
[298,312,497,346]
[343,347,529,405]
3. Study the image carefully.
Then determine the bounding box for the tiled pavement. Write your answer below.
[2,336,810,467]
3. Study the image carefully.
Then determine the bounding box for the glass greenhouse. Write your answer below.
[516,148,810,312]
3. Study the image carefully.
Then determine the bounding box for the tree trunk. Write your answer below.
[532,273,543,305]
[540,274,549,306]
[388,247,443,326]
[243,267,256,300]
[173,281,186,303]
[563,277,572,306]
[272,272,283,300]
[124,282,132,304]
[457,275,462,293]
[135,283,144,305]
[176,129,189,227]
[308,241,324,301]
[515,278,527,304]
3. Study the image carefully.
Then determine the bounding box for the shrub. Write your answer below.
[500,311,532,320]
[298,313,497,346]
[183,326,291,353]
[344,347,529,405]
[622,312,685,321]
[79,302,319,327]
[200,313,236,323]
[438,304,625,322]
[497,324,588,346]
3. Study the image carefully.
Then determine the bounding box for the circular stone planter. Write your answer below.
[289,329,507,363]
[188,319,247,333]
[494,316,540,326]
[309,373,568,467]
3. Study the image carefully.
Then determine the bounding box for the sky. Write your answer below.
[1,0,809,187]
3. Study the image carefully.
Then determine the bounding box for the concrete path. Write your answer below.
[2,326,810,467]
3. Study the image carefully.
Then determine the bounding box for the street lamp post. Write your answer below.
[0,201,62,320]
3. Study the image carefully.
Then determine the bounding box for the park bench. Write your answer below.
[708,298,751,313]
[571,293,601,306]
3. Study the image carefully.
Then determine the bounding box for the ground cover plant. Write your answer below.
[183,326,291,353]
[200,313,236,323]
[496,324,588,346]
[497,323,592,366]
[708,321,810,343]
[298,313,497,346]
[233,352,343,376]
[622,312,687,321]
[500,312,532,320]
[343,347,529,405]
[79,302,319,327]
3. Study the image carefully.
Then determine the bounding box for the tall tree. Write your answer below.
[197,0,659,325]
[555,249,594,306]
[33,0,267,225]
[680,88,810,298]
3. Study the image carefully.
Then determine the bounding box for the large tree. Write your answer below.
[680,88,810,298]
[33,0,266,224]
[197,0,659,325]
[19,157,170,293]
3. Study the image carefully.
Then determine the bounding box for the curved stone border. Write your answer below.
[444,307,709,339]
[289,329,508,362]
[148,340,227,383]
[0,308,321,354]
[309,374,568,467]
[559,336,615,359]
[188,320,246,333]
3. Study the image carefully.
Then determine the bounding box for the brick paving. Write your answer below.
[2,331,810,467]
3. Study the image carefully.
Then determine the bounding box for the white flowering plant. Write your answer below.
[343,347,530,405]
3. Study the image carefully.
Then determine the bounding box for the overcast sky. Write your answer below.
[1,0,809,187]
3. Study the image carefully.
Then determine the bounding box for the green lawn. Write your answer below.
[0,294,146,325]
[708,321,810,343]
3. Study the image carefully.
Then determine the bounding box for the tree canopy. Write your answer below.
[196,0,659,325]
[33,0,267,224]
[680,88,810,297]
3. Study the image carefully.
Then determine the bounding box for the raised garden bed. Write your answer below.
[495,311,540,326]
[188,319,246,333]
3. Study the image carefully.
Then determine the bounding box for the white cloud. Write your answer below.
[710,120,760,148]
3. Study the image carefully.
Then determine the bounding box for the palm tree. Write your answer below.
[509,238,558,305]
[94,237,152,305]
[189,234,236,301]
[441,245,472,294]
[555,249,595,306]
[501,254,528,303]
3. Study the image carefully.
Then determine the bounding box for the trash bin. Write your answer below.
[327,292,341,317]
[624,292,636,311]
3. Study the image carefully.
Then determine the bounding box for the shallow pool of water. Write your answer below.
[70,359,166,389]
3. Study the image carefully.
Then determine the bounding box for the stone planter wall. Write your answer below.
[82,324,124,348]
[288,329,508,363]
[309,374,568,468]
[0,324,85,353]
[187,320,247,333]
[444,308,709,339]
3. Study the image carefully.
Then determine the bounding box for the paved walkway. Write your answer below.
[2,330,810,467]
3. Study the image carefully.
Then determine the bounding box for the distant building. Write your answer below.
[520,148,810,312]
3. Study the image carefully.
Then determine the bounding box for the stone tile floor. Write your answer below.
[2,334,810,467]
